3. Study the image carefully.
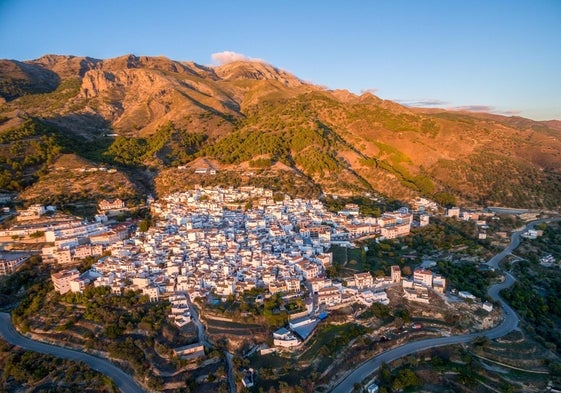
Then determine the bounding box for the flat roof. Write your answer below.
[293,320,319,340]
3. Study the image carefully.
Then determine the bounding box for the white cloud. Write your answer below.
[450,105,493,112]
[360,88,379,95]
[396,98,449,107]
[449,105,521,116]
[211,51,264,65]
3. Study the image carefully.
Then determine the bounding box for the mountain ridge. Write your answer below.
[0,54,560,210]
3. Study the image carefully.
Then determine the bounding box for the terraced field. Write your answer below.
[205,318,266,337]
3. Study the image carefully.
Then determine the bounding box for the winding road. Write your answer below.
[1,217,559,393]
[0,313,145,393]
[0,294,234,393]
[331,217,561,393]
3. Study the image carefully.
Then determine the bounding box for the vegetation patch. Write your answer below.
[0,340,118,393]
[299,323,369,363]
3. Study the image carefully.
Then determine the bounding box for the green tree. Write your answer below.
[138,218,151,232]
[104,136,148,166]
[433,191,456,208]
[29,231,45,239]
[392,368,420,390]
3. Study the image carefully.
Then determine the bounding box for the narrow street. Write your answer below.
[185,293,212,348]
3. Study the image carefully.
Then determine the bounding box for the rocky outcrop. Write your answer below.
[80,70,119,98]
[214,60,305,87]
[29,54,101,78]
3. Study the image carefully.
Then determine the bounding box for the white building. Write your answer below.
[445,207,460,218]
[69,277,90,293]
[318,286,342,306]
[432,275,446,293]
[413,269,433,287]
[367,383,379,393]
[272,327,301,348]
[354,272,374,289]
[403,285,430,304]
[52,269,80,294]
[16,204,46,221]
[173,343,205,359]
[0,254,28,276]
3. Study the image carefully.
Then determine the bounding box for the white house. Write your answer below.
[272,327,301,348]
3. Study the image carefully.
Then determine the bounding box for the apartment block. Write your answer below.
[52,269,80,294]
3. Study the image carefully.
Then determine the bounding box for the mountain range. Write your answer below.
[1,54,560,210]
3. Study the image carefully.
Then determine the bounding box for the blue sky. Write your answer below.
[1,0,560,120]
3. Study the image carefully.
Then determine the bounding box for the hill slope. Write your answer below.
[0,54,560,210]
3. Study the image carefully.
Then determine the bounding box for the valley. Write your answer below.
[1,54,561,393]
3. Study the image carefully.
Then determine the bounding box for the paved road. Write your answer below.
[487,217,561,270]
[0,313,145,393]
[185,294,213,349]
[332,217,560,393]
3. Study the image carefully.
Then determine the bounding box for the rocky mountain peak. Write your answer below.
[213,61,305,87]
[28,54,101,77]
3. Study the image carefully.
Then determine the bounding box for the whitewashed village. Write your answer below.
[1,184,557,392]
[0,186,506,355]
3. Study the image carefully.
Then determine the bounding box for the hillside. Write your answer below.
[0,54,560,210]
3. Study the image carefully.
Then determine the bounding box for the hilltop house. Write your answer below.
[16,204,46,222]
[413,269,433,287]
[98,198,126,214]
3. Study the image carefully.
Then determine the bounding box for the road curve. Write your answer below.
[332,217,560,393]
[0,313,145,393]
